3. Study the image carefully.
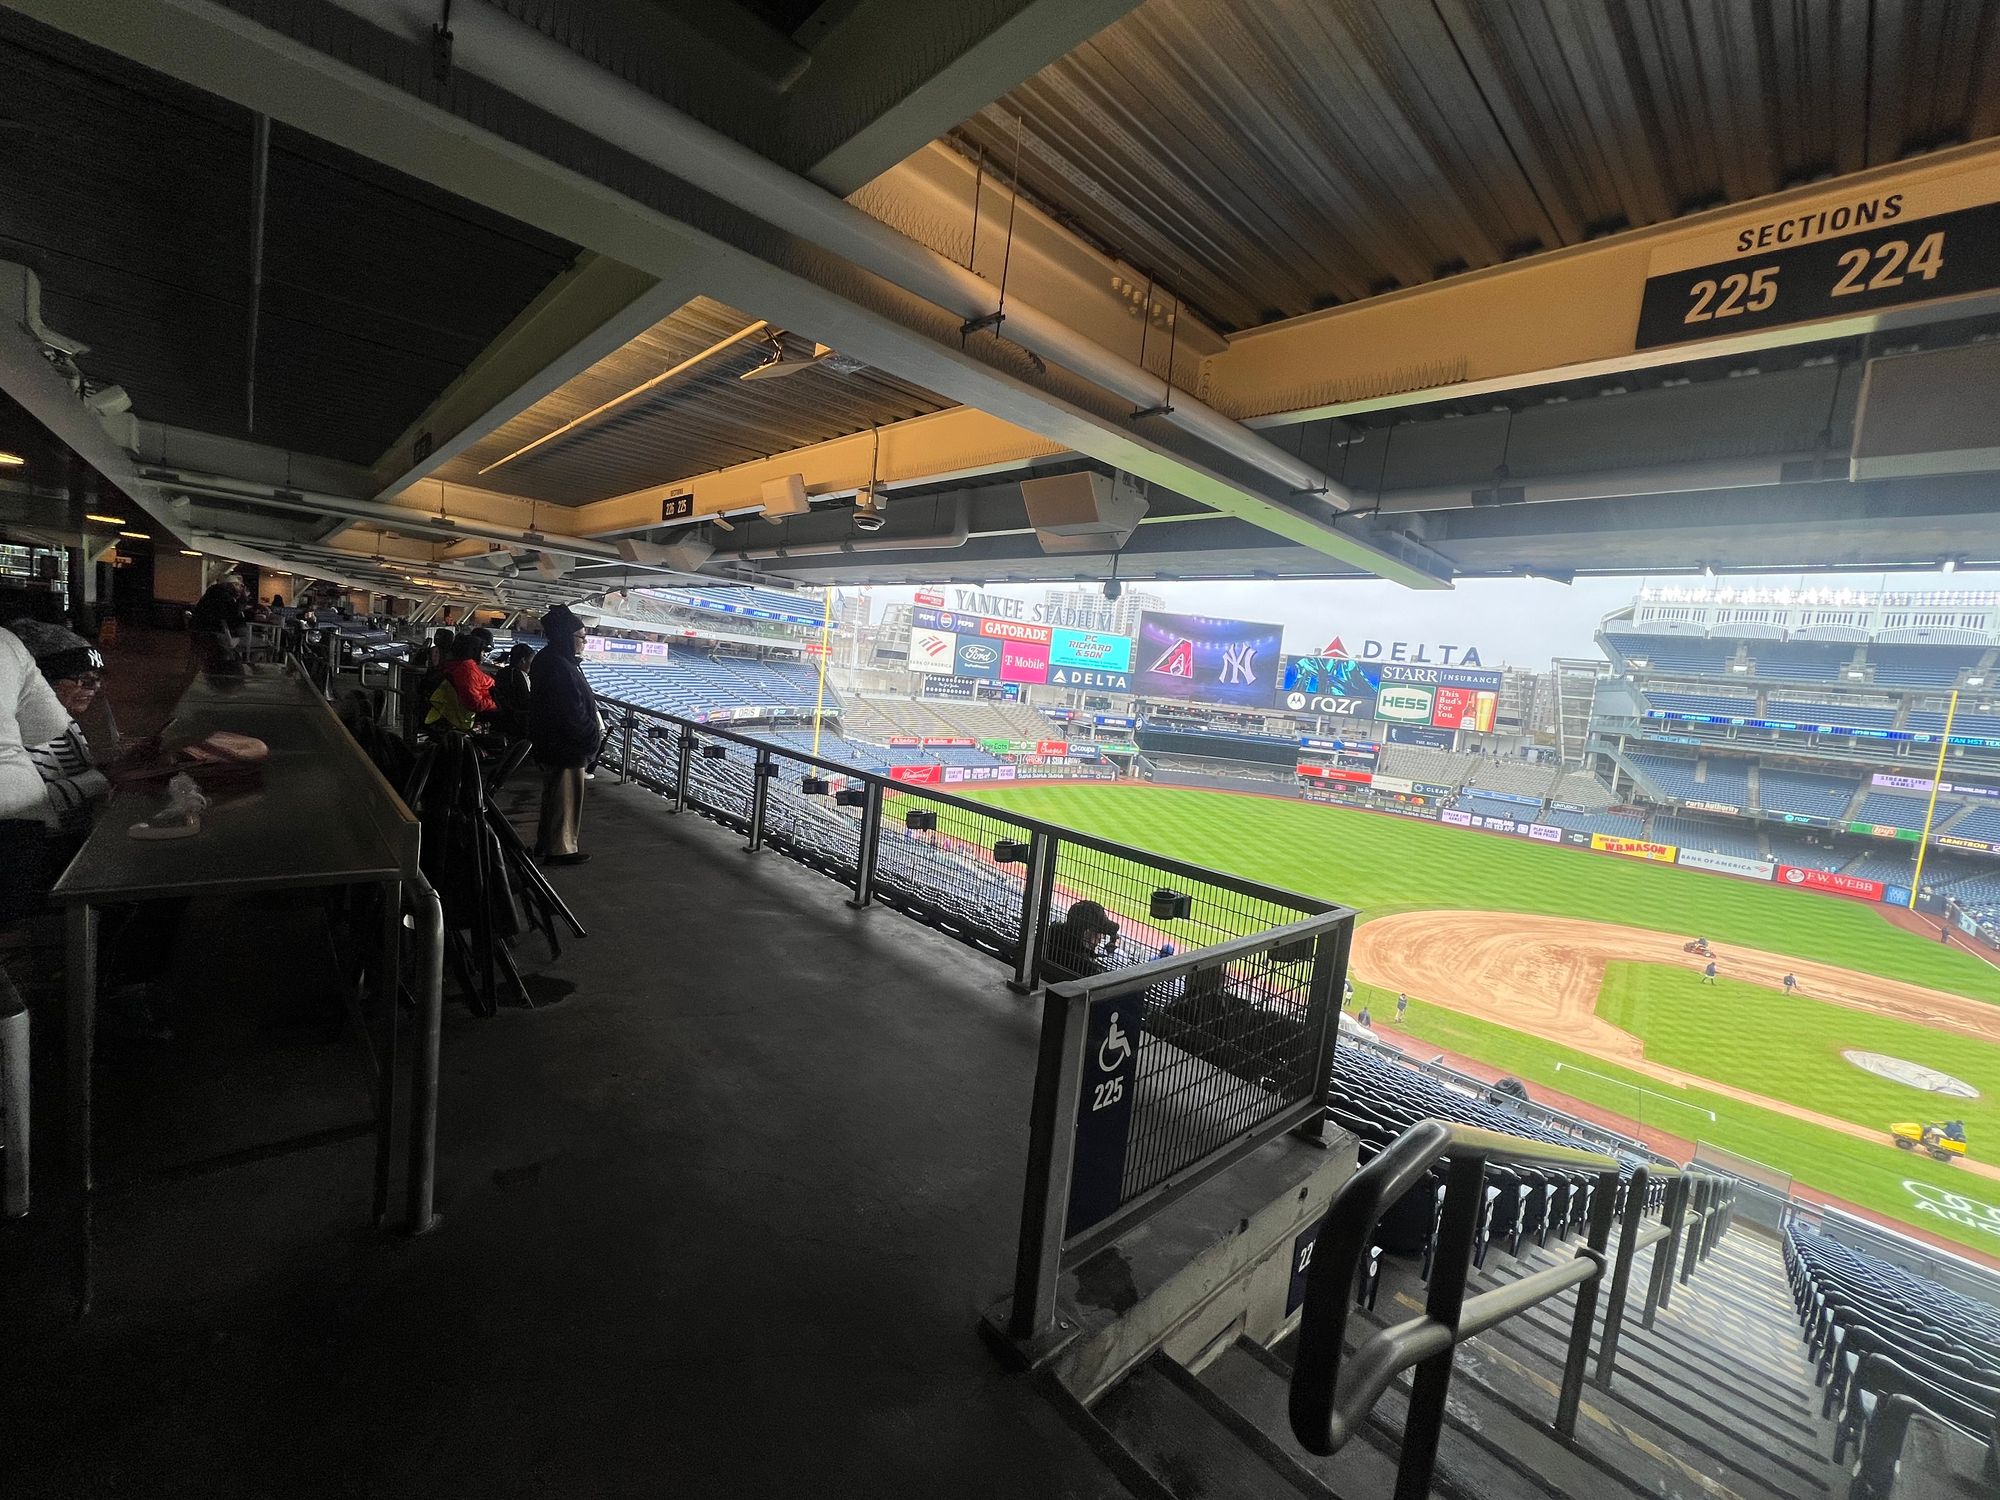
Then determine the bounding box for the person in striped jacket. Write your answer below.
[7,618,112,843]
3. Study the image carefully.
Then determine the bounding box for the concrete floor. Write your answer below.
[0,776,1136,1499]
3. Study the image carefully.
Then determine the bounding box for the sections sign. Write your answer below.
[1636,160,2000,350]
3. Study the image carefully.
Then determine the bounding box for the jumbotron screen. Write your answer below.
[1134,611,1284,708]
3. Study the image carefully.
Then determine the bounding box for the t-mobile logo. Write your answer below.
[1220,642,1259,684]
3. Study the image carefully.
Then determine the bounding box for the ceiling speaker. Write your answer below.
[1020,471,1148,555]
[1852,343,2000,481]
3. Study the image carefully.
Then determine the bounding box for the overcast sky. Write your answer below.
[855,570,2000,670]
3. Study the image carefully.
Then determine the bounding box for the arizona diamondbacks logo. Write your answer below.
[1150,636,1194,677]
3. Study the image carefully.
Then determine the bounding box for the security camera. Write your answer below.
[1103,578,1122,601]
[853,485,887,533]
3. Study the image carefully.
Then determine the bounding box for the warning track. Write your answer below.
[1349,911,2000,1184]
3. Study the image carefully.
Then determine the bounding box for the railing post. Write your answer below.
[748,749,771,852]
[847,779,883,909]
[1011,828,1058,992]
[1679,1177,1709,1286]
[1594,1164,1650,1389]
[672,727,694,813]
[1397,1153,1486,1500]
[1295,918,1350,1146]
[619,708,636,785]
[1645,1175,1690,1326]
[1554,1164,1619,1437]
[1007,984,1090,1346]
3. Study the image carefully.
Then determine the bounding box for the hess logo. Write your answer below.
[959,643,999,667]
[1375,687,1432,721]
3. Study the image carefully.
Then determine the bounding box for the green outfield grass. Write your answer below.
[1350,979,1998,1253]
[1594,963,2000,1147]
[973,784,2000,1002]
[968,782,2000,1254]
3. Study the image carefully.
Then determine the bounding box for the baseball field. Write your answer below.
[970,781,2000,1257]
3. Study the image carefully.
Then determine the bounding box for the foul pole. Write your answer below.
[811,586,836,758]
[1909,687,1959,909]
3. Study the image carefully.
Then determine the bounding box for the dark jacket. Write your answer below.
[189,583,246,635]
[528,645,598,768]
[492,664,532,738]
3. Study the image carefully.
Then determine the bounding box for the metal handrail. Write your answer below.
[599,697,1335,915]
[1289,1118,1691,1500]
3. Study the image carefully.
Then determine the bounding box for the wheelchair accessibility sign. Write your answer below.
[1067,1001,1139,1237]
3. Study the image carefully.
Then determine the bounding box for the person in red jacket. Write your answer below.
[425,633,497,731]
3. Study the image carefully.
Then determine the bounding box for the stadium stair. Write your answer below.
[1747,763,1762,813]
[1840,782,1871,823]
[1089,1223,1848,1500]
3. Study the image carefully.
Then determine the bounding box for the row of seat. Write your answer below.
[1330,1048,1667,1305]
[1783,1224,2000,1473]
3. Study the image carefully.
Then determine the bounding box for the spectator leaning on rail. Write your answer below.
[528,604,598,866]
[1043,899,1119,980]
[188,569,250,669]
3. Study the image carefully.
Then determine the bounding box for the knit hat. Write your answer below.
[6,618,104,683]
[540,604,585,643]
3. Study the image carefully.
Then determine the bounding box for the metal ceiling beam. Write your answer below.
[785,0,1141,195]
[6,0,1450,588]
[370,0,1144,502]
[571,405,1069,536]
[368,254,705,499]
[1208,138,2000,428]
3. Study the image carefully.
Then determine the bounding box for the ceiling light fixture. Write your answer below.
[85,513,127,525]
[181,549,202,557]
[0,450,25,467]
[476,319,771,476]
[118,530,151,540]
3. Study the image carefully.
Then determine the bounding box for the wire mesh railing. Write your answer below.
[1005,914,1352,1351]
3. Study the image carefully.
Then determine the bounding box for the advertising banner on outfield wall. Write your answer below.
[1528,824,1563,843]
[1777,865,1885,900]
[889,765,943,785]
[1370,775,1415,795]
[1592,834,1679,862]
[1684,799,1741,816]
[1675,848,1776,881]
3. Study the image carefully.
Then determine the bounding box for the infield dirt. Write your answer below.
[1350,910,2000,1184]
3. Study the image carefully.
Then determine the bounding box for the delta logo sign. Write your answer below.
[1320,634,1484,668]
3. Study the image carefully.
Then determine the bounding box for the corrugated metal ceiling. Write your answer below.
[0,9,576,468]
[958,0,2000,332]
[437,296,953,506]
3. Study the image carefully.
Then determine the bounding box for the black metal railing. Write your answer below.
[1287,1120,1715,1500]
[598,698,1333,991]
[1008,913,1353,1349]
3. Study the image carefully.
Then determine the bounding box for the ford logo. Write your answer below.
[960,644,999,666]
